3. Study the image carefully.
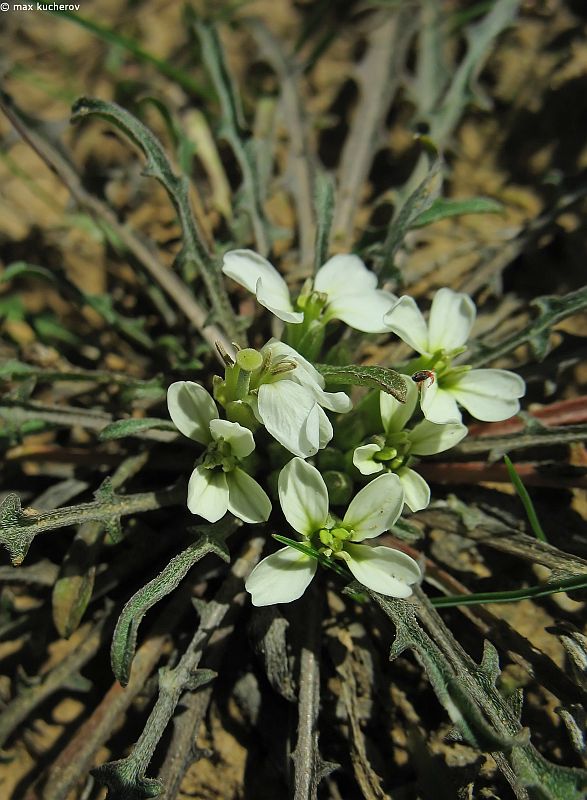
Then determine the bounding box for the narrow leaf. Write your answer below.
[99,417,177,441]
[1,261,56,283]
[378,157,443,271]
[411,196,503,227]
[315,363,407,402]
[70,97,237,337]
[111,535,229,686]
[504,454,548,543]
[52,10,211,98]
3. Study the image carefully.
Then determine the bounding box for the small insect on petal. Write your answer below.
[411,370,435,390]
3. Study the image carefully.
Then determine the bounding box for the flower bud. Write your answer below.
[322,470,353,505]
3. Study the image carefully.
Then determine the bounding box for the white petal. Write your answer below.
[314,254,378,296]
[343,543,421,598]
[301,402,322,455]
[209,418,255,458]
[313,387,353,414]
[397,467,430,512]
[226,468,271,523]
[316,406,334,450]
[450,369,525,422]
[267,341,352,413]
[245,547,317,606]
[353,444,384,476]
[428,288,476,352]
[222,249,303,322]
[383,295,430,353]
[343,473,404,541]
[420,380,462,424]
[187,466,229,522]
[167,381,217,444]
[257,381,320,457]
[278,457,329,536]
[380,377,418,433]
[256,279,304,324]
[408,419,468,455]
[265,339,324,388]
[328,289,399,333]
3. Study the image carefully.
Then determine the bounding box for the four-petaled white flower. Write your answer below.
[222,250,400,333]
[247,340,352,458]
[168,381,271,524]
[383,288,525,424]
[245,457,421,606]
[353,377,468,512]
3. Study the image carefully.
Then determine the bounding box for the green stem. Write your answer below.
[504,454,548,543]
[430,573,587,608]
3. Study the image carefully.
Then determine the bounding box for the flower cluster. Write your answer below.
[246,458,421,605]
[167,381,271,524]
[384,288,526,423]
[352,376,468,511]
[167,252,526,608]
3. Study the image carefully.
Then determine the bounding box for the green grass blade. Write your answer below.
[51,10,211,99]
[504,454,548,543]
[431,573,587,608]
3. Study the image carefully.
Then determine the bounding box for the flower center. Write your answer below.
[404,347,470,385]
[370,431,411,471]
[201,438,238,473]
[311,524,353,556]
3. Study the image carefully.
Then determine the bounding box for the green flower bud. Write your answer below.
[225,400,258,431]
[316,447,346,471]
[322,470,353,505]
[374,446,398,462]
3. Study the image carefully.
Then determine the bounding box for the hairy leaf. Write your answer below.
[470,285,587,366]
[411,196,503,227]
[111,535,230,686]
[99,418,177,441]
[376,157,443,275]
[70,97,237,337]
[315,363,407,402]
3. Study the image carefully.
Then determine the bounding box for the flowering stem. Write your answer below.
[430,573,587,608]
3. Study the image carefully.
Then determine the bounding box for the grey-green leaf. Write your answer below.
[315,364,407,402]
[111,536,229,686]
[411,196,503,227]
[98,418,177,441]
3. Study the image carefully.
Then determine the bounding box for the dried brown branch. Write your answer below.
[419,461,587,489]
[249,19,316,270]
[332,9,414,246]
[157,535,265,799]
[291,584,324,800]
[35,587,193,800]
[94,535,265,799]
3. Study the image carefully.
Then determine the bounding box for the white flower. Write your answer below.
[167,381,271,524]
[383,288,526,423]
[248,340,352,458]
[245,457,421,606]
[222,250,400,333]
[352,377,468,512]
